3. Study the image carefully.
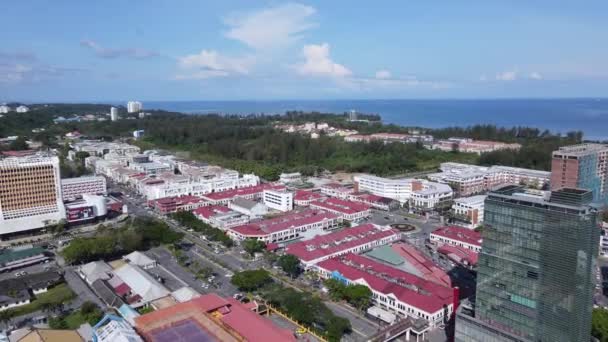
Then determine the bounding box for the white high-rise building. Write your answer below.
[110,107,119,121]
[0,154,66,236]
[0,105,10,114]
[15,105,29,113]
[127,101,143,113]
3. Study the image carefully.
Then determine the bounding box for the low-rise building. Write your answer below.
[193,205,249,230]
[349,192,400,211]
[451,195,486,229]
[229,198,268,218]
[111,263,170,308]
[293,190,325,206]
[428,162,551,196]
[374,243,452,287]
[79,261,113,285]
[309,197,371,222]
[147,195,206,215]
[315,253,454,329]
[320,183,355,199]
[430,226,482,253]
[285,224,401,269]
[93,314,143,342]
[64,194,108,223]
[0,247,51,273]
[430,138,521,155]
[134,293,296,342]
[201,184,285,206]
[227,209,339,244]
[122,251,157,269]
[262,189,293,212]
[279,172,302,184]
[0,271,62,312]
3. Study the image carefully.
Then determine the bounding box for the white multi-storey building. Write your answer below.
[0,105,10,113]
[0,154,66,236]
[15,105,29,113]
[263,189,293,212]
[353,175,413,203]
[127,101,143,113]
[354,174,453,209]
[451,195,486,229]
[409,182,453,210]
[110,107,119,121]
[61,175,107,200]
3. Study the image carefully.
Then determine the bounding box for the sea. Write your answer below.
[144,99,608,141]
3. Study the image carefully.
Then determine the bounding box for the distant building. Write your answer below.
[431,137,521,155]
[127,101,142,113]
[551,143,608,203]
[348,109,358,121]
[110,107,119,121]
[132,130,144,139]
[262,188,293,212]
[451,195,486,229]
[15,105,29,113]
[0,105,10,113]
[61,176,107,201]
[0,154,65,237]
[278,172,302,184]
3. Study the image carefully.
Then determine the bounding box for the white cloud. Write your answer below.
[224,3,316,50]
[176,50,254,79]
[479,74,488,82]
[80,40,158,59]
[296,43,352,78]
[375,70,391,79]
[495,70,517,81]
[529,71,543,80]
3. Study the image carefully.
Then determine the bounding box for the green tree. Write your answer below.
[277,254,300,278]
[593,308,608,342]
[8,136,28,150]
[344,284,373,310]
[242,239,266,256]
[231,269,272,292]
[324,278,347,301]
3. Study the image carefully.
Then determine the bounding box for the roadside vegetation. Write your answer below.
[230,268,351,341]
[323,278,373,311]
[593,308,608,342]
[171,211,233,247]
[48,301,103,329]
[61,218,183,264]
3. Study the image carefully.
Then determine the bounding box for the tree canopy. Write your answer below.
[593,308,608,342]
[230,269,272,292]
[277,254,301,278]
[242,239,266,256]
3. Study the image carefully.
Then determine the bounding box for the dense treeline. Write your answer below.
[61,218,183,264]
[1,103,587,178]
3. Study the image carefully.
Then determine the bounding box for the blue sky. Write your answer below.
[1,1,607,101]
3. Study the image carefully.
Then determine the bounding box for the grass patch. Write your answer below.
[2,283,75,318]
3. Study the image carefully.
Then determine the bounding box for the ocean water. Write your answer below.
[145,99,608,141]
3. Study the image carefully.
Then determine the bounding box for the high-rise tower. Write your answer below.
[455,185,599,342]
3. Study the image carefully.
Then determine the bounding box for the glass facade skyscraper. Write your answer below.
[455,186,599,342]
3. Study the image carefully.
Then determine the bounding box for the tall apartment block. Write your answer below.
[551,143,608,203]
[455,185,599,342]
[0,154,66,238]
